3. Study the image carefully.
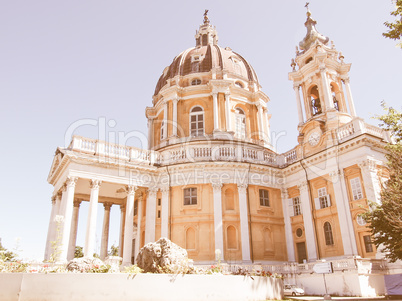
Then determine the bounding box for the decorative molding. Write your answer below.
[51,195,56,204]
[281,188,289,200]
[358,159,377,172]
[212,182,223,191]
[147,187,158,198]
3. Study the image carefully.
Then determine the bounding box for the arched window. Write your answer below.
[310,86,322,116]
[225,189,234,210]
[186,227,196,250]
[227,226,237,249]
[331,83,340,111]
[190,106,204,136]
[235,108,246,139]
[324,222,334,245]
[235,81,244,88]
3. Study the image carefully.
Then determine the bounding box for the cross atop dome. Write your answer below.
[298,3,329,52]
[195,10,218,46]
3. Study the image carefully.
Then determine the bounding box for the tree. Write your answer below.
[0,239,17,262]
[383,0,402,47]
[108,244,119,257]
[364,103,402,262]
[74,246,84,258]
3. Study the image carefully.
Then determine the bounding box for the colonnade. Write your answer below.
[44,178,170,265]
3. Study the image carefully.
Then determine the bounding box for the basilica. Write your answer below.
[45,9,391,266]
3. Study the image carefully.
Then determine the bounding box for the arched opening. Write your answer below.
[235,107,246,139]
[331,83,340,111]
[225,189,234,210]
[190,106,204,137]
[186,227,196,250]
[309,86,322,116]
[305,57,313,64]
[235,81,244,88]
[324,222,334,245]
[227,226,237,250]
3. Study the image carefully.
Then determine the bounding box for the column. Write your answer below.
[163,101,168,138]
[293,84,304,125]
[212,183,224,258]
[59,177,77,262]
[320,66,333,111]
[264,109,272,144]
[257,104,265,141]
[122,185,137,266]
[330,170,358,256]
[67,199,81,260]
[44,196,57,261]
[161,186,169,238]
[281,189,295,262]
[134,194,143,262]
[145,187,158,244]
[119,204,125,257]
[172,97,178,137]
[147,118,154,150]
[237,183,251,262]
[100,203,112,260]
[343,78,357,117]
[298,181,318,261]
[212,92,219,131]
[359,159,382,204]
[225,92,232,132]
[84,179,101,258]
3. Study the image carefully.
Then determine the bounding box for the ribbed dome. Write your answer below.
[154,13,259,96]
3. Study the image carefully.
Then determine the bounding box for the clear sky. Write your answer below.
[0,0,400,261]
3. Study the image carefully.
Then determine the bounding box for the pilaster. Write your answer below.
[237,183,251,262]
[212,183,224,259]
[160,186,170,239]
[281,189,296,262]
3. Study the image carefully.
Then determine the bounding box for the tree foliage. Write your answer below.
[383,0,402,47]
[0,239,17,262]
[108,244,119,257]
[364,103,402,262]
[74,246,84,258]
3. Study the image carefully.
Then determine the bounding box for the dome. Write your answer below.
[154,13,259,96]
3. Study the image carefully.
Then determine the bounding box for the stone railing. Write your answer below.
[336,118,391,143]
[196,257,388,275]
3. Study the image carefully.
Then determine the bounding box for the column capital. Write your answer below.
[172,96,179,103]
[51,195,57,204]
[147,187,158,198]
[66,176,78,188]
[341,77,350,84]
[297,181,308,192]
[73,199,82,207]
[103,202,112,211]
[126,185,138,195]
[358,159,377,172]
[281,188,289,200]
[212,182,223,191]
[237,183,248,194]
[120,204,126,211]
[90,179,102,189]
[160,186,170,195]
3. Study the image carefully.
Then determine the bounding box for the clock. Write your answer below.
[308,131,321,146]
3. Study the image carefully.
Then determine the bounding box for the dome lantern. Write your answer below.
[195,10,219,47]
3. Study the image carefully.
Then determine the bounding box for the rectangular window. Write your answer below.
[292,197,302,216]
[350,177,363,201]
[158,198,161,206]
[363,235,374,253]
[157,210,161,219]
[161,120,165,140]
[134,200,138,216]
[184,188,197,205]
[318,187,329,208]
[259,189,269,206]
[190,114,204,136]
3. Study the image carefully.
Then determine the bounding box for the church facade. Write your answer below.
[45,9,391,266]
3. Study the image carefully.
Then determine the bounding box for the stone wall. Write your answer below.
[0,273,283,301]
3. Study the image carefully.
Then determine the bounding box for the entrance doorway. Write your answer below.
[296,242,307,263]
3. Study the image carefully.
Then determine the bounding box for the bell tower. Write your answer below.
[289,4,358,150]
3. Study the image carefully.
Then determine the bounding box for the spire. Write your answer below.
[298,3,329,52]
[195,10,219,47]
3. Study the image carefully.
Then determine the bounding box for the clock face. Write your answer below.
[308,131,321,146]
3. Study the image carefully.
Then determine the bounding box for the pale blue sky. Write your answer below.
[0,0,400,260]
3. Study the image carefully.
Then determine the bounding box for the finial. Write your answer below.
[305,2,311,17]
[291,59,296,71]
[204,9,210,25]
